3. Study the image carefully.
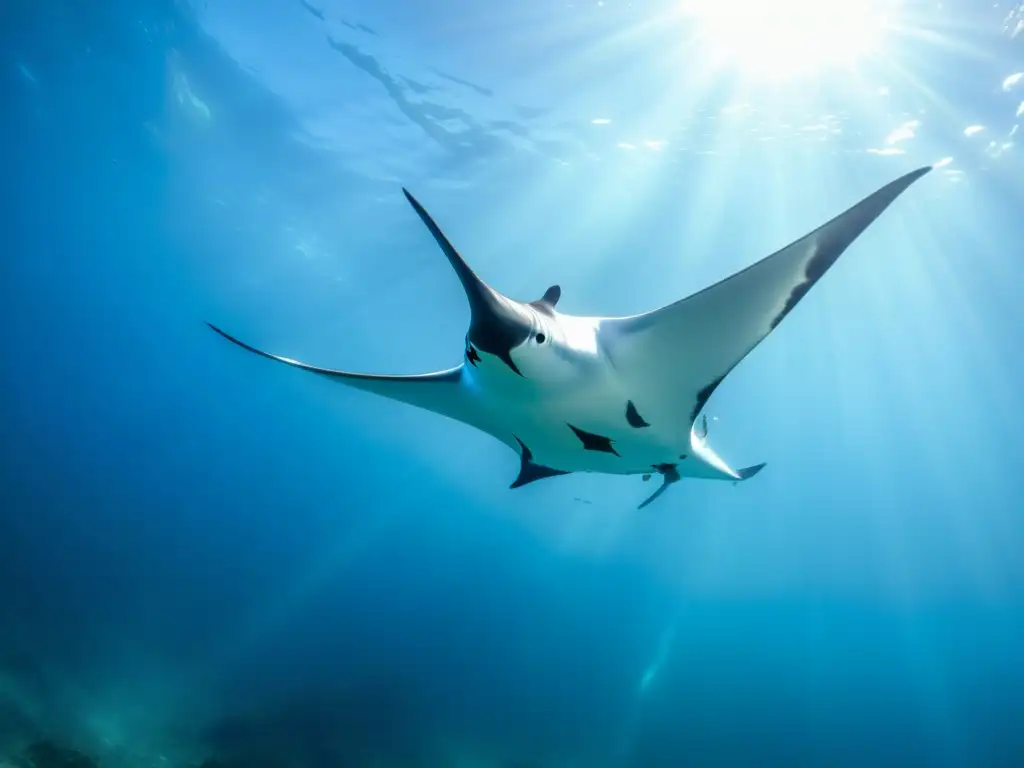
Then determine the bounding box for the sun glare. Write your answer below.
[680,0,891,79]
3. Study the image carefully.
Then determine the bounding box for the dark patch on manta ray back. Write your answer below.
[465,342,481,367]
[510,436,570,488]
[625,400,650,428]
[769,242,837,331]
[567,424,620,456]
[690,375,725,424]
[766,166,934,332]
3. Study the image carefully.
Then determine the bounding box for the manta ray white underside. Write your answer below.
[209,166,932,508]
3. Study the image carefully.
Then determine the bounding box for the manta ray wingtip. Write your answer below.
[205,321,228,338]
[875,166,933,199]
[206,322,246,348]
[401,186,421,207]
[736,462,767,480]
[205,322,280,363]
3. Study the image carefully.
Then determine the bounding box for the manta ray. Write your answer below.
[209,165,931,508]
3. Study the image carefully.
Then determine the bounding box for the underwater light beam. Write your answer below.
[679,0,892,79]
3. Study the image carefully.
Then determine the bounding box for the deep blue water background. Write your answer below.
[2,1,1024,766]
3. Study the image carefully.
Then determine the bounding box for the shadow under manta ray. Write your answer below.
[208,165,932,509]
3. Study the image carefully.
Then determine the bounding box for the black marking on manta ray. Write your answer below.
[767,166,933,332]
[690,375,726,424]
[566,424,620,456]
[466,343,481,367]
[652,462,677,474]
[625,400,650,429]
[769,244,835,331]
[400,188,528,378]
[510,436,571,488]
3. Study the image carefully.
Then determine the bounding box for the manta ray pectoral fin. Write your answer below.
[598,166,932,436]
[206,323,471,423]
[736,462,767,480]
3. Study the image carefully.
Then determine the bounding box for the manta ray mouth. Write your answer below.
[478,344,523,376]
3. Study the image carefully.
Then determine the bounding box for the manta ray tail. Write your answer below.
[638,479,674,509]
[639,460,766,508]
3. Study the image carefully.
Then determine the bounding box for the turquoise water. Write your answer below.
[2,0,1023,766]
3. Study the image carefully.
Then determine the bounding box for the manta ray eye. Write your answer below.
[535,333,546,344]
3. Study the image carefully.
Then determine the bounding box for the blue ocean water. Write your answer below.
[2,0,1023,766]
